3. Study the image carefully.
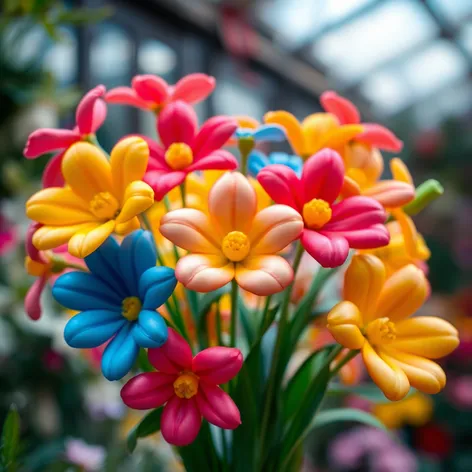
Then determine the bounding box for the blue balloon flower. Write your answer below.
[248,150,303,177]
[233,124,286,143]
[52,230,177,381]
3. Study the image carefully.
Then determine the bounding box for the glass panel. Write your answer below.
[401,40,468,99]
[360,69,413,115]
[44,28,77,86]
[257,0,376,49]
[311,0,438,83]
[427,0,472,26]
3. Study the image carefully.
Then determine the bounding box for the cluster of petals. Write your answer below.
[105,73,215,111]
[160,172,304,295]
[141,101,239,200]
[121,328,243,446]
[26,137,154,258]
[52,230,177,380]
[257,149,390,268]
[24,85,107,188]
[248,150,303,177]
[327,254,459,400]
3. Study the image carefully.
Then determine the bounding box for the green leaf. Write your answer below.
[1,405,20,472]
[197,286,231,331]
[258,303,280,338]
[309,408,387,431]
[137,348,154,373]
[127,408,163,453]
[328,383,417,403]
[238,298,256,346]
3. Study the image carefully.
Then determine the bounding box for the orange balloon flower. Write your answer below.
[160,172,303,295]
[327,254,459,401]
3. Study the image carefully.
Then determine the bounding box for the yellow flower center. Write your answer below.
[25,256,50,277]
[89,192,120,220]
[165,142,194,170]
[222,231,250,262]
[122,296,142,321]
[366,317,397,346]
[173,372,199,399]
[302,198,332,229]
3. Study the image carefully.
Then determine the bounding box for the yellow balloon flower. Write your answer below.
[327,254,459,401]
[26,137,154,258]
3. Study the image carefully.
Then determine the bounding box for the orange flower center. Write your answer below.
[25,256,51,277]
[302,198,332,229]
[174,372,199,399]
[366,317,397,345]
[222,231,250,262]
[165,142,194,170]
[122,296,141,321]
[89,192,119,220]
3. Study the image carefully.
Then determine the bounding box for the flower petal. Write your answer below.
[248,205,303,254]
[175,254,235,292]
[25,276,47,321]
[327,301,365,349]
[115,216,140,235]
[392,317,459,358]
[362,342,410,401]
[32,223,99,251]
[132,309,168,348]
[320,124,364,151]
[197,383,241,429]
[171,73,216,104]
[139,136,167,168]
[235,255,294,296]
[105,86,152,109]
[148,328,192,374]
[42,151,65,188]
[101,323,139,380]
[62,142,113,201]
[390,158,413,185]
[252,124,286,142]
[68,220,116,258]
[115,180,154,224]
[186,150,238,172]
[25,222,44,262]
[119,230,157,296]
[132,74,169,104]
[208,172,256,236]
[161,396,201,446]
[144,170,186,201]
[110,137,149,203]
[376,264,428,322]
[343,254,386,323]
[26,187,94,226]
[264,111,304,156]
[63,310,124,348]
[160,208,222,253]
[248,150,269,176]
[322,224,390,250]
[52,271,123,310]
[300,229,349,268]
[158,100,197,148]
[193,347,243,384]
[320,91,361,125]
[121,372,176,409]
[390,209,418,259]
[76,85,107,135]
[380,348,446,395]
[139,266,177,310]
[363,181,415,208]
[257,164,302,210]
[325,196,386,231]
[24,129,80,158]
[301,149,344,204]
[191,116,238,160]
[356,124,403,152]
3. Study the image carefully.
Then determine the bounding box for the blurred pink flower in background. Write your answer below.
[0,212,16,256]
[447,376,472,409]
[64,438,105,471]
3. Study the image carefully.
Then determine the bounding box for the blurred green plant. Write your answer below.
[1,405,21,472]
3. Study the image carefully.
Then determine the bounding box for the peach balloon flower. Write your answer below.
[105,73,215,111]
[160,172,304,295]
[121,328,243,446]
[257,149,390,268]
[327,254,459,401]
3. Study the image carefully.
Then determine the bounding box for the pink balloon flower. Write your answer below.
[105,73,215,111]
[142,100,238,200]
[320,91,403,152]
[257,149,390,268]
[121,328,243,446]
[23,85,107,188]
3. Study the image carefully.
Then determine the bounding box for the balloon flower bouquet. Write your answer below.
[23,74,459,471]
